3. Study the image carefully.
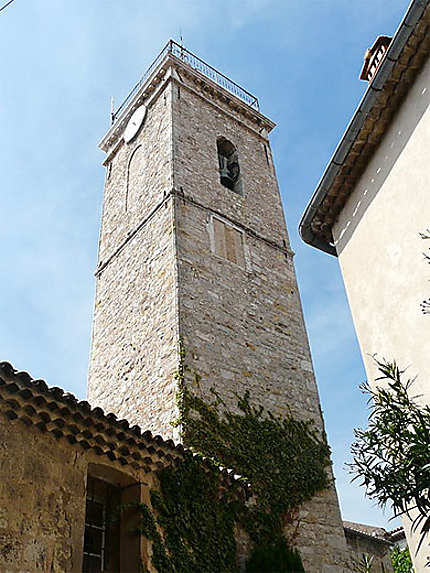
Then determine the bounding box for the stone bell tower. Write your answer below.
[89,40,322,435]
[88,41,349,571]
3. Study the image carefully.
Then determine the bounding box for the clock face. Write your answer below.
[123,105,147,143]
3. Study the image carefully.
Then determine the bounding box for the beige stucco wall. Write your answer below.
[333,54,430,570]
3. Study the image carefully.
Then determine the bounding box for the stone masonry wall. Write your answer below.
[0,411,168,573]
[0,405,267,573]
[172,68,288,246]
[97,84,173,265]
[0,416,87,572]
[172,70,321,420]
[175,199,320,422]
[88,201,179,436]
[172,78,316,417]
[345,532,393,572]
[171,74,350,571]
[88,83,180,436]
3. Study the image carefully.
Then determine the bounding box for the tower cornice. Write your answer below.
[99,41,275,155]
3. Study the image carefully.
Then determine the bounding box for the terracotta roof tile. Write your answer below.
[343,520,393,546]
[0,361,247,489]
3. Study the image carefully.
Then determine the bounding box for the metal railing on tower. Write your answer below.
[112,40,259,123]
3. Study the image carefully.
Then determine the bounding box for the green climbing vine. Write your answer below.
[137,454,241,573]
[133,370,331,573]
[181,386,330,562]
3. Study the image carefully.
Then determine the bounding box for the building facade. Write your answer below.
[343,521,395,573]
[87,41,350,570]
[300,1,430,570]
[0,361,182,572]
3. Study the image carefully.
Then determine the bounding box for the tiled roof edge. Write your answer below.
[343,526,393,546]
[0,361,248,489]
[299,0,430,255]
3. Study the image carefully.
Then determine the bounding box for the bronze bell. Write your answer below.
[218,155,237,190]
[219,155,235,189]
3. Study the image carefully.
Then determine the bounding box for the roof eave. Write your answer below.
[299,0,429,255]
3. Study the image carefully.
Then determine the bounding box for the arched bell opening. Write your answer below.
[216,137,242,194]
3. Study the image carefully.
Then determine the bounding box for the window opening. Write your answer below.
[83,476,120,573]
[217,137,241,194]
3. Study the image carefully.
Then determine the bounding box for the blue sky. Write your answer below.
[1,0,408,529]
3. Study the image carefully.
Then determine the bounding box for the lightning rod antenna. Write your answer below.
[110,96,115,125]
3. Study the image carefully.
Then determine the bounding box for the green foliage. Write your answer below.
[246,539,305,572]
[135,377,331,572]
[137,455,240,573]
[180,387,331,547]
[353,554,374,573]
[350,358,430,554]
[391,546,414,573]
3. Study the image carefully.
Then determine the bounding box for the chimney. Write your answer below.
[360,35,392,82]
